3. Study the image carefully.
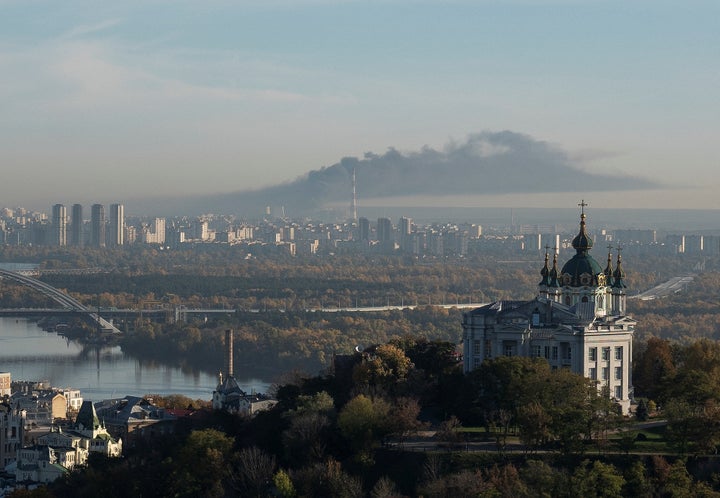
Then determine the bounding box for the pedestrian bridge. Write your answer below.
[0,268,121,333]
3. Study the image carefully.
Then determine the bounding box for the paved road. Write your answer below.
[630,275,695,301]
[388,420,669,454]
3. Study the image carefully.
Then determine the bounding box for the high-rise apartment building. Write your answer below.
[398,216,413,252]
[141,218,166,244]
[377,217,394,252]
[358,217,370,241]
[376,217,392,243]
[51,204,67,246]
[70,204,83,247]
[109,204,124,246]
[193,218,209,241]
[91,204,106,248]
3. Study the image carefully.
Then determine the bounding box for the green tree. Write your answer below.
[622,460,652,498]
[353,344,413,389]
[571,460,625,498]
[273,469,296,498]
[229,446,276,498]
[520,459,567,498]
[517,401,551,451]
[337,394,391,459]
[173,428,234,498]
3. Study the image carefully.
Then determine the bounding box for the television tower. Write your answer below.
[351,167,358,221]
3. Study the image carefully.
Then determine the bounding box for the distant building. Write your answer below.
[358,217,370,241]
[140,218,166,244]
[398,216,413,252]
[613,229,656,245]
[109,203,124,246]
[70,204,83,247]
[51,204,67,246]
[462,206,635,414]
[90,204,105,248]
[193,218,209,241]
[376,217,393,251]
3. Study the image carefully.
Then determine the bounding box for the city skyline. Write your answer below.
[1,1,718,210]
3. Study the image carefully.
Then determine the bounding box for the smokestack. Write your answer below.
[225,329,234,378]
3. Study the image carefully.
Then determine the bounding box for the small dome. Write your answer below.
[612,253,627,288]
[560,206,603,287]
[571,213,593,252]
[539,251,550,286]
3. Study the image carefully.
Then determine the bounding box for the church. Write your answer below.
[462,203,635,414]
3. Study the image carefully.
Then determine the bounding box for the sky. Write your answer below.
[1,0,718,212]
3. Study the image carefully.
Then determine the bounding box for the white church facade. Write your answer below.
[462,204,635,414]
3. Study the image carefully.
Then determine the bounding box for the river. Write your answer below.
[0,317,270,402]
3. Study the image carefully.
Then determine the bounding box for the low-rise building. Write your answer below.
[212,374,276,417]
[61,389,83,414]
[14,401,122,485]
[0,402,25,470]
[11,391,67,425]
[94,396,176,447]
[0,372,10,397]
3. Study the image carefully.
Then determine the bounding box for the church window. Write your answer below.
[602,347,610,361]
[615,346,623,361]
[588,347,597,361]
[615,367,622,380]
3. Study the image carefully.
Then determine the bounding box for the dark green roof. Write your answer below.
[561,253,603,287]
[75,401,100,431]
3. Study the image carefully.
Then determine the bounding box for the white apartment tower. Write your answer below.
[109,203,124,246]
[52,204,67,246]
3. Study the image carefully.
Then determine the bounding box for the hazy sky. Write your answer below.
[1,0,718,211]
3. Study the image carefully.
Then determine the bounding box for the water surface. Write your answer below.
[0,317,270,402]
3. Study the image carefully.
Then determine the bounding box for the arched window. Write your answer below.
[581,296,589,303]
[565,296,571,305]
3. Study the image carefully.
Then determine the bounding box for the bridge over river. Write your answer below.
[0,268,488,330]
[0,268,121,333]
